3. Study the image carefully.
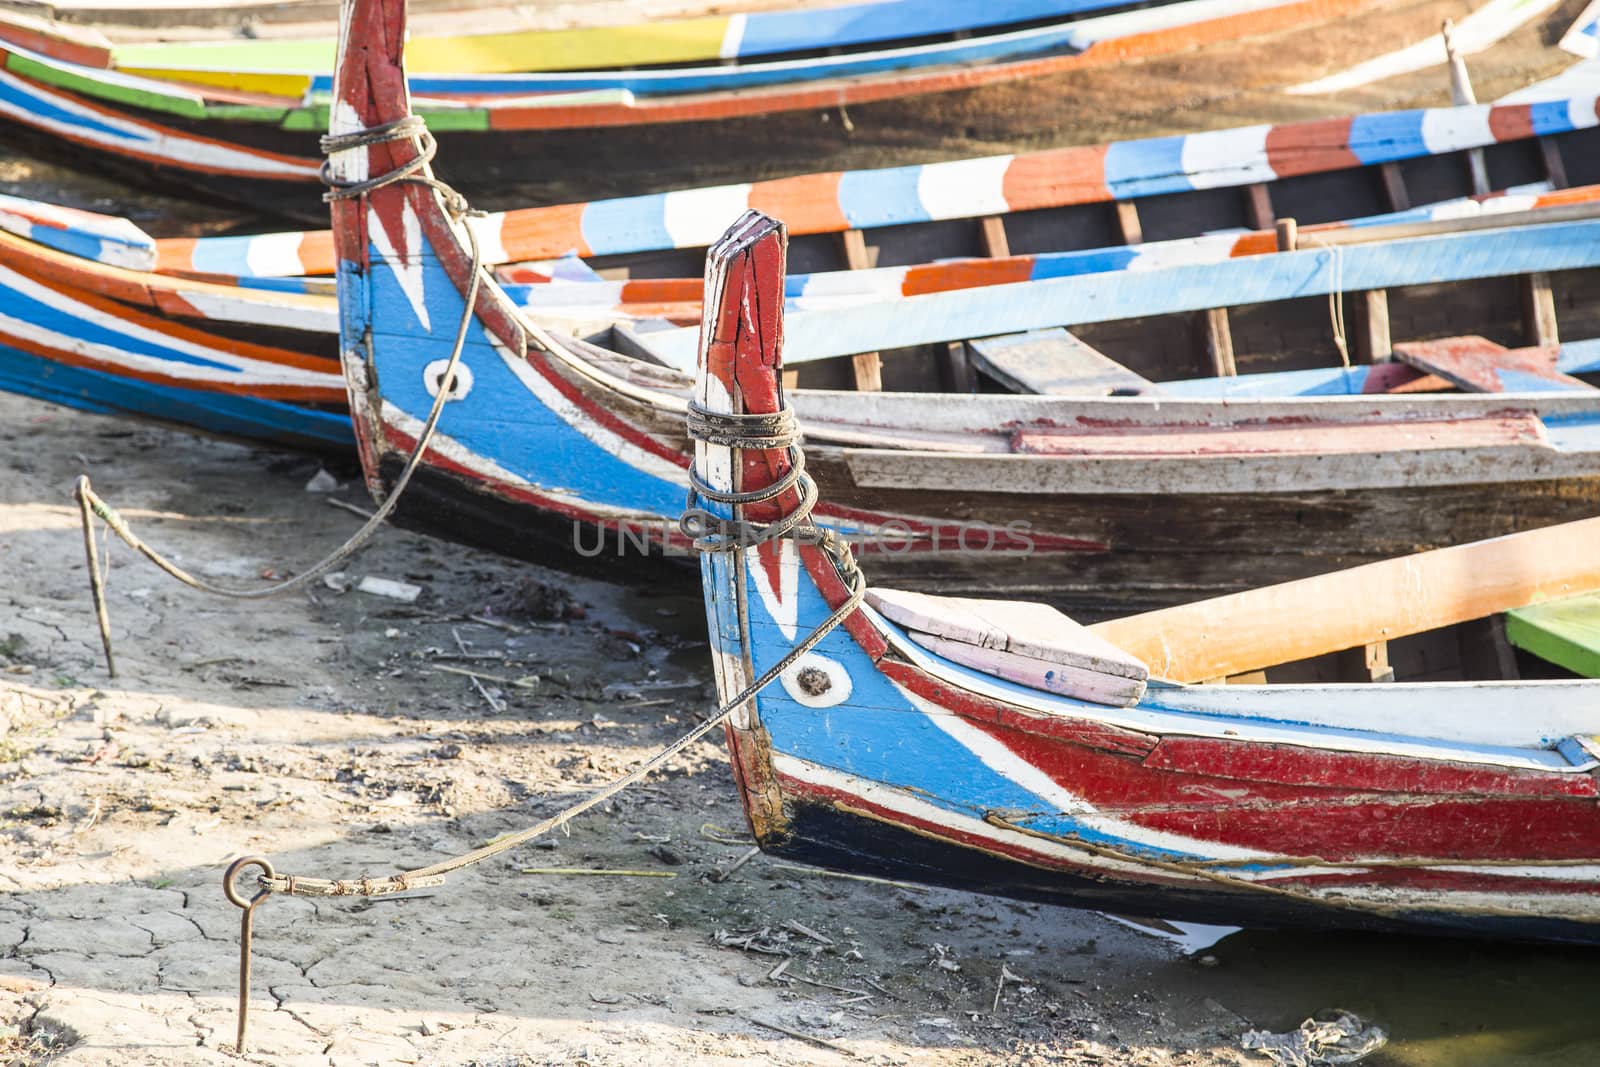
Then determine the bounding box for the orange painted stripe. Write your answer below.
[748,171,849,234]
[900,257,1035,296]
[1002,143,1111,211]
[496,201,591,260]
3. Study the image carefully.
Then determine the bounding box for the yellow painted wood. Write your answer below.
[114,14,732,81]
[120,67,314,98]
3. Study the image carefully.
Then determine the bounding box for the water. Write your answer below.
[1198,929,1600,1066]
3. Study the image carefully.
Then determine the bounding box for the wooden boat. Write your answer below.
[0,195,345,448]
[693,212,1600,944]
[12,151,1600,457]
[328,0,1600,615]
[0,0,1512,218]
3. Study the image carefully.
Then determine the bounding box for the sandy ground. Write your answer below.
[0,393,1270,1065]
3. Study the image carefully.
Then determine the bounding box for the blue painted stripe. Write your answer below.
[838,165,930,228]
[17,225,107,265]
[579,195,672,258]
[0,74,139,142]
[1103,136,1191,198]
[0,344,351,448]
[1558,337,1600,374]
[646,218,1600,366]
[0,276,241,371]
[364,247,685,518]
[1028,246,1141,279]
[735,0,1120,60]
[1160,366,1373,397]
[1528,98,1581,136]
[185,235,258,279]
[1347,109,1429,165]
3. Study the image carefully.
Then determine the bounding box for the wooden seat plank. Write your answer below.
[967,328,1159,397]
[1393,335,1595,393]
[1507,592,1600,678]
[1011,413,1546,457]
[867,586,1147,682]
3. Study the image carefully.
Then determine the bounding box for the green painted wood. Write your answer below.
[6,51,206,119]
[1506,592,1600,678]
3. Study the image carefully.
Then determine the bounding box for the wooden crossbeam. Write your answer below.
[1091,516,1600,683]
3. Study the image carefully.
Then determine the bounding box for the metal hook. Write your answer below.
[224,856,276,1054]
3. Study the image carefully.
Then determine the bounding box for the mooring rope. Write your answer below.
[223,386,865,1051]
[74,117,483,678]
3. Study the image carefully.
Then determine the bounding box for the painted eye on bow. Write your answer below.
[781,653,853,708]
[422,359,474,400]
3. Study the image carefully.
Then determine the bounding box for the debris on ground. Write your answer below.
[1241,1009,1389,1066]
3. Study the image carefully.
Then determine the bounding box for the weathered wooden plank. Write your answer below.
[1507,592,1600,678]
[1541,136,1570,189]
[1114,199,1143,245]
[1380,161,1410,211]
[1091,515,1600,683]
[1521,270,1560,348]
[840,228,883,392]
[910,629,1148,706]
[645,215,1600,368]
[1200,308,1236,377]
[1010,413,1544,456]
[1393,335,1592,393]
[979,214,1010,259]
[1352,288,1391,363]
[1244,183,1274,231]
[967,328,1158,397]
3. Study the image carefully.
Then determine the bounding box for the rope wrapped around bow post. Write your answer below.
[223,362,865,1052]
[73,117,484,679]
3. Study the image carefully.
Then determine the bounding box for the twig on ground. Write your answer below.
[788,974,869,997]
[782,919,834,946]
[430,664,538,689]
[769,863,928,892]
[325,497,376,520]
[700,822,754,846]
[744,1016,859,1059]
[861,976,898,1000]
[519,867,677,878]
[712,845,762,883]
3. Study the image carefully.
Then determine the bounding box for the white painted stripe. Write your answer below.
[0,71,317,179]
[1179,125,1275,189]
[1569,93,1600,129]
[719,13,748,60]
[745,537,799,642]
[466,213,508,267]
[868,605,1595,770]
[1289,0,1560,95]
[0,262,333,386]
[771,751,1178,882]
[379,400,678,518]
[661,183,754,250]
[1421,103,1496,155]
[1560,0,1600,56]
[243,231,307,279]
[178,290,338,333]
[915,155,1014,220]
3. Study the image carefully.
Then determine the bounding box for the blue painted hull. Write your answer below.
[0,348,353,451]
